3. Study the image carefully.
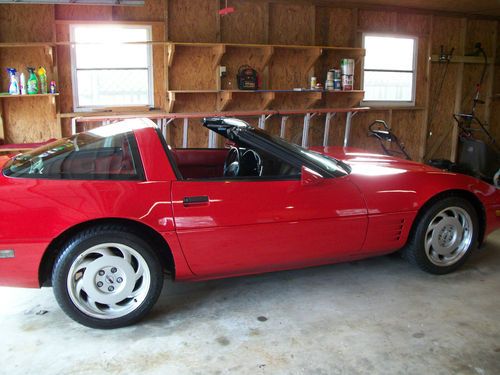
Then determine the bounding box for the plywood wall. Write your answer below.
[0,0,498,158]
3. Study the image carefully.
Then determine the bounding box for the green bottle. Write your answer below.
[27,67,38,95]
[37,67,47,94]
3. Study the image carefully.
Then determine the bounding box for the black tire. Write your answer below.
[402,197,479,275]
[52,225,163,329]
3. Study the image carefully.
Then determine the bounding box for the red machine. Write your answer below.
[0,117,498,328]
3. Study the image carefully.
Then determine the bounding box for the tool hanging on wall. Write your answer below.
[460,42,489,122]
[219,0,235,15]
[424,42,499,185]
[424,45,454,156]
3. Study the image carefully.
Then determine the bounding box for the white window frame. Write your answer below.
[70,23,154,112]
[361,33,418,107]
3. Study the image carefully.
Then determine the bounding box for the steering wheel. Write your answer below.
[223,146,240,177]
[241,149,263,176]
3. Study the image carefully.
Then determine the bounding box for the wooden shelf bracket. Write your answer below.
[211,44,226,70]
[261,92,276,110]
[305,48,323,72]
[306,91,323,108]
[217,91,233,111]
[167,43,175,67]
[258,46,274,71]
[167,92,176,112]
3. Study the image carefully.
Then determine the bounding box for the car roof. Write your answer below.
[203,117,251,130]
[87,118,158,137]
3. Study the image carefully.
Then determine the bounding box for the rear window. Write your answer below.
[3,130,144,181]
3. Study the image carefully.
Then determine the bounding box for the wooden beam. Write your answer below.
[430,55,493,64]
[420,15,433,162]
[484,25,498,129]
[450,18,468,162]
[0,100,5,142]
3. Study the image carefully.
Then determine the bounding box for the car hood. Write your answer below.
[310,146,497,214]
[310,146,437,175]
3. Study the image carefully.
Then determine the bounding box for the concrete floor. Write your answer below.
[1,233,499,375]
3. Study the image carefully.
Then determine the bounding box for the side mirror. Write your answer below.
[301,165,324,186]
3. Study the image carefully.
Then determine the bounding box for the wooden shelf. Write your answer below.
[168,90,364,112]
[430,55,492,64]
[0,93,59,99]
[59,109,167,119]
[363,106,426,111]
[168,90,220,93]
[0,42,55,48]
[168,89,364,94]
[170,41,365,55]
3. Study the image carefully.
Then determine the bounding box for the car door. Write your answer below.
[171,174,368,278]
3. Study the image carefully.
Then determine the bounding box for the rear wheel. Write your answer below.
[52,226,163,329]
[403,197,478,274]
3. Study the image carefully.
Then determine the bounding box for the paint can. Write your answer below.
[310,76,317,89]
[341,74,354,91]
[325,79,334,91]
[333,79,342,91]
[340,59,355,76]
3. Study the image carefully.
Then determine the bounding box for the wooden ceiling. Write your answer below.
[320,0,500,17]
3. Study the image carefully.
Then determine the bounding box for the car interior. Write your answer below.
[170,141,300,180]
[7,132,139,179]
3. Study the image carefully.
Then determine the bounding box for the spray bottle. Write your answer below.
[37,67,47,94]
[27,67,38,95]
[6,68,20,95]
[20,72,27,95]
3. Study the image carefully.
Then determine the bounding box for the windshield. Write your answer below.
[3,130,143,180]
[248,128,350,176]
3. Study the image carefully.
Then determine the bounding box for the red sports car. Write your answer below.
[0,117,498,328]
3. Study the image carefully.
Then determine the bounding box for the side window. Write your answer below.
[4,131,143,181]
[170,136,300,180]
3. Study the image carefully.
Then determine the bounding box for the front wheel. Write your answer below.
[403,197,479,274]
[52,226,163,329]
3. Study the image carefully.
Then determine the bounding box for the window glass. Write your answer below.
[3,131,142,181]
[70,24,153,109]
[363,71,414,101]
[364,36,415,70]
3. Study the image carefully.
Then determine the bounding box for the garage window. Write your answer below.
[70,24,154,111]
[362,34,418,106]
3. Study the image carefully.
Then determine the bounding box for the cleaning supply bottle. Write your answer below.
[26,67,38,95]
[37,67,47,94]
[20,72,27,95]
[50,80,57,94]
[7,68,20,95]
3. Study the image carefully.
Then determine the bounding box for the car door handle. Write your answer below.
[183,196,209,206]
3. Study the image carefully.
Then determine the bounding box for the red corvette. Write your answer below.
[0,117,499,328]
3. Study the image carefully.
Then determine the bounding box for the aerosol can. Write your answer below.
[6,68,20,95]
[20,72,27,95]
[27,67,38,95]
